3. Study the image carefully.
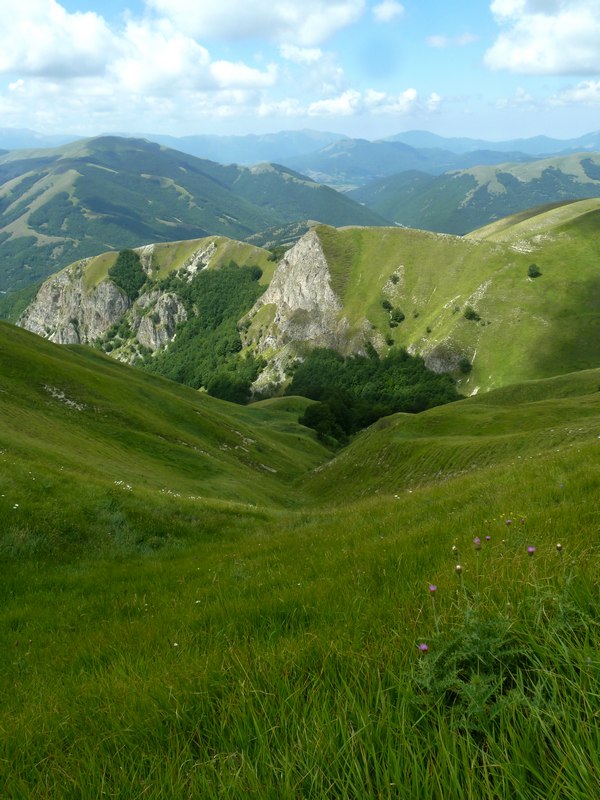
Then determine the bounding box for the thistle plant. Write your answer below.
[413,535,596,742]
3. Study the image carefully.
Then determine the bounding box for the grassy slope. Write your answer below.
[302,366,600,502]
[0,322,331,556]
[80,235,276,292]
[0,321,598,797]
[315,199,600,392]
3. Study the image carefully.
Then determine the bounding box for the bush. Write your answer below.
[382,299,392,311]
[458,357,472,374]
[391,308,405,323]
[528,263,542,278]
[463,306,481,322]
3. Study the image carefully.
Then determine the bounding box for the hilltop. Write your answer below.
[242,199,600,393]
[0,136,387,292]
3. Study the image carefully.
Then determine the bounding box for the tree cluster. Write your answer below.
[288,346,460,444]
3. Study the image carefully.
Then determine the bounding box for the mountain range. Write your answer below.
[2,125,600,164]
[0,136,385,292]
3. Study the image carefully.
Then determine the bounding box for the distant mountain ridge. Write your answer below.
[349,152,600,234]
[280,138,535,188]
[0,135,387,292]
[385,129,600,156]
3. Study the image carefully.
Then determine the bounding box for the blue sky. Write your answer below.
[1,1,600,141]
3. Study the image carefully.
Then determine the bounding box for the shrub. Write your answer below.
[528,263,542,278]
[458,357,472,374]
[391,308,405,323]
[463,306,481,322]
[382,299,393,311]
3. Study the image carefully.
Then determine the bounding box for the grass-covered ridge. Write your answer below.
[312,199,600,392]
[0,319,598,797]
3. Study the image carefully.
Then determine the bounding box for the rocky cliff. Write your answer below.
[242,230,369,390]
[19,263,130,346]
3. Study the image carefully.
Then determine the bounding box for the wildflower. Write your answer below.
[505,519,512,526]
[455,564,463,575]
[418,643,429,653]
[428,584,437,594]
[527,546,536,557]
[556,543,563,552]
[473,537,481,550]
[451,545,457,554]
[485,535,491,541]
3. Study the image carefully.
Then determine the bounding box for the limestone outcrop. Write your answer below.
[18,265,130,345]
[242,230,366,389]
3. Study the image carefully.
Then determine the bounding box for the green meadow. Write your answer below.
[0,321,598,798]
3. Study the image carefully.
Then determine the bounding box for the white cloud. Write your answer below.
[307,86,436,117]
[257,98,305,117]
[210,61,278,89]
[0,0,115,78]
[485,0,600,74]
[495,86,536,109]
[145,0,366,46]
[111,21,213,94]
[426,92,442,112]
[550,80,600,105]
[279,45,323,65]
[372,1,404,23]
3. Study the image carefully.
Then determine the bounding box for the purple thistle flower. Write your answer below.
[418,643,429,653]
[527,546,536,557]
[505,519,512,526]
[485,535,491,541]
[473,537,482,550]
[428,584,437,594]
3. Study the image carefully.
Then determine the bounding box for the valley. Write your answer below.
[0,131,598,799]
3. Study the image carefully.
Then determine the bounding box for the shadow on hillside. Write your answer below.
[529,274,600,379]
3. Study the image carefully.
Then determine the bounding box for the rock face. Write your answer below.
[133,292,187,351]
[243,230,365,389]
[18,256,187,359]
[18,264,130,345]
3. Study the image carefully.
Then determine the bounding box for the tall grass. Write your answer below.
[0,324,598,797]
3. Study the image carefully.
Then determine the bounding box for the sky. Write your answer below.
[1,0,600,142]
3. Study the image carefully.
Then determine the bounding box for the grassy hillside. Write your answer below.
[0,136,388,292]
[0,321,331,555]
[350,152,600,233]
[311,199,600,392]
[0,320,598,797]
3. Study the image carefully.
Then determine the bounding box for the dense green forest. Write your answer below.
[287,346,461,443]
[140,261,265,403]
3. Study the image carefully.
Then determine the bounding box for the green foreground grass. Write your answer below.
[1,323,598,798]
